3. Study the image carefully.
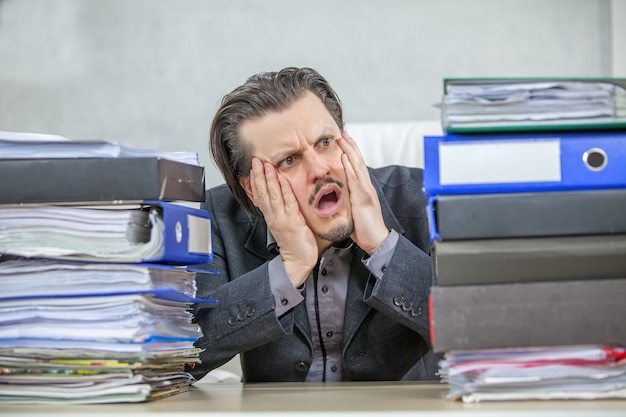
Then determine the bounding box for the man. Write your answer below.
[189,67,439,382]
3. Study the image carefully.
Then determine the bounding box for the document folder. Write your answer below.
[429,278,626,352]
[0,201,212,265]
[0,157,206,204]
[427,189,626,241]
[146,200,213,265]
[423,130,626,196]
[440,77,626,133]
[431,234,626,286]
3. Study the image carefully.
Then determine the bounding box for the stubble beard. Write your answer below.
[309,176,353,244]
[316,218,354,244]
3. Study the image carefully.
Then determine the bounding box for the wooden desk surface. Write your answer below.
[1,381,625,416]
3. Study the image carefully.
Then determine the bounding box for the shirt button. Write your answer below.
[326,331,334,338]
[295,361,309,372]
[381,266,388,273]
[321,286,329,294]
[331,365,338,373]
[281,299,288,306]
[321,268,327,276]
[411,306,423,317]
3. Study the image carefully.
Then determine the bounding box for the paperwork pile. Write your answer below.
[0,132,216,404]
[425,78,626,402]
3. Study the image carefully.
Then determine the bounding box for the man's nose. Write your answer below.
[305,152,331,182]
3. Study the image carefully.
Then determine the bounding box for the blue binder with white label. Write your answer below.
[0,201,212,265]
[423,130,626,196]
[141,200,213,265]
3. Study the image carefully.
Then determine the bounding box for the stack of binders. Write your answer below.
[0,132,217,404]
[424,78,626,401]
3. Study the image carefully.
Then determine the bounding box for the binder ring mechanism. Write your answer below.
[582,148,608,172]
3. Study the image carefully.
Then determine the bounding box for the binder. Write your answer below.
[440,77,626,133]
[429,278,626,352]
[427,189,626,241]
[432,234,626,286]
[423,130,626,196]
[0,157,206,204]
[0,201,212,265]
[147,200,213,265]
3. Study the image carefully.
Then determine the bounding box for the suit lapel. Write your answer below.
[243,217,273,260]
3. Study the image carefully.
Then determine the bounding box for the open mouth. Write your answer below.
[314,185,343,217]
[318,191,338,210]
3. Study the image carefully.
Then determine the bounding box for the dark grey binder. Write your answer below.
[430,278,626,352]
[431,189,626,240]
[0,157,205,204]
[432,234,626,286]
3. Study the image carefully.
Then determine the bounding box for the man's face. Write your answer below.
[239,91,353,248]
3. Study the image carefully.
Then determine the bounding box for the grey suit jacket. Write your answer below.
[189,165,441,382]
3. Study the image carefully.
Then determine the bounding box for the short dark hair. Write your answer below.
[209,67,344,215]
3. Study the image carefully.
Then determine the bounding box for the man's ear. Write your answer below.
[239,176,256,206]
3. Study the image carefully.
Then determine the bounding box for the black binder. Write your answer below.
[0,157,206,204]
[430,278,626,352]
[432,234,626,286]
[429,189,626,241]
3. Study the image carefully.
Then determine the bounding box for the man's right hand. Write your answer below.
[250,158,317,287]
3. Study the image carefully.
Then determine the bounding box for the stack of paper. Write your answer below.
[440,79,626,132]
[0,130,200,165]
[439,345,626,402]
[0,259,217,403]
[426,78,626,403]
[0,131,217,404]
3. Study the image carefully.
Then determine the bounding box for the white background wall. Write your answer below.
[0,0,618,187]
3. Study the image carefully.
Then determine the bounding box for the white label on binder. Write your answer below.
[439,139,562,185]
[188,215,212,255]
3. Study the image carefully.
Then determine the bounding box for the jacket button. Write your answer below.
[295,361,309,372]
[236,312,246,321]
[246,307,255,317]
[411,306,423,317]
[227,316,237,326]
[402,301,413,312]
[393,296,404,306]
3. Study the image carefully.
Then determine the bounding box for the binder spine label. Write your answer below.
[188,215,211,255]
[439,139,562,185]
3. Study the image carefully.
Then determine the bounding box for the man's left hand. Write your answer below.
[339,131,390,255]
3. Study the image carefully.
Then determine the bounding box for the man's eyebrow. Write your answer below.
[268,146,299,164]
[317,127,339,139]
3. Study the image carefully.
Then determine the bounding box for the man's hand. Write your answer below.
[339,132,390,255]
[249,158,317,287]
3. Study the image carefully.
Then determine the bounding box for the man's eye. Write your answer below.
[279,156,295,166]
[320,137,332,147]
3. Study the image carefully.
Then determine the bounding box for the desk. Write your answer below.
[1,382,625,416]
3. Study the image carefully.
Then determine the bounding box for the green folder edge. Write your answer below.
[442,77,626,134]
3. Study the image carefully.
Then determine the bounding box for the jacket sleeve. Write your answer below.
[362,166,433,345]
[362,232,432,344]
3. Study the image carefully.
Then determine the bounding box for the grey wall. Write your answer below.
[0,0,613,187]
